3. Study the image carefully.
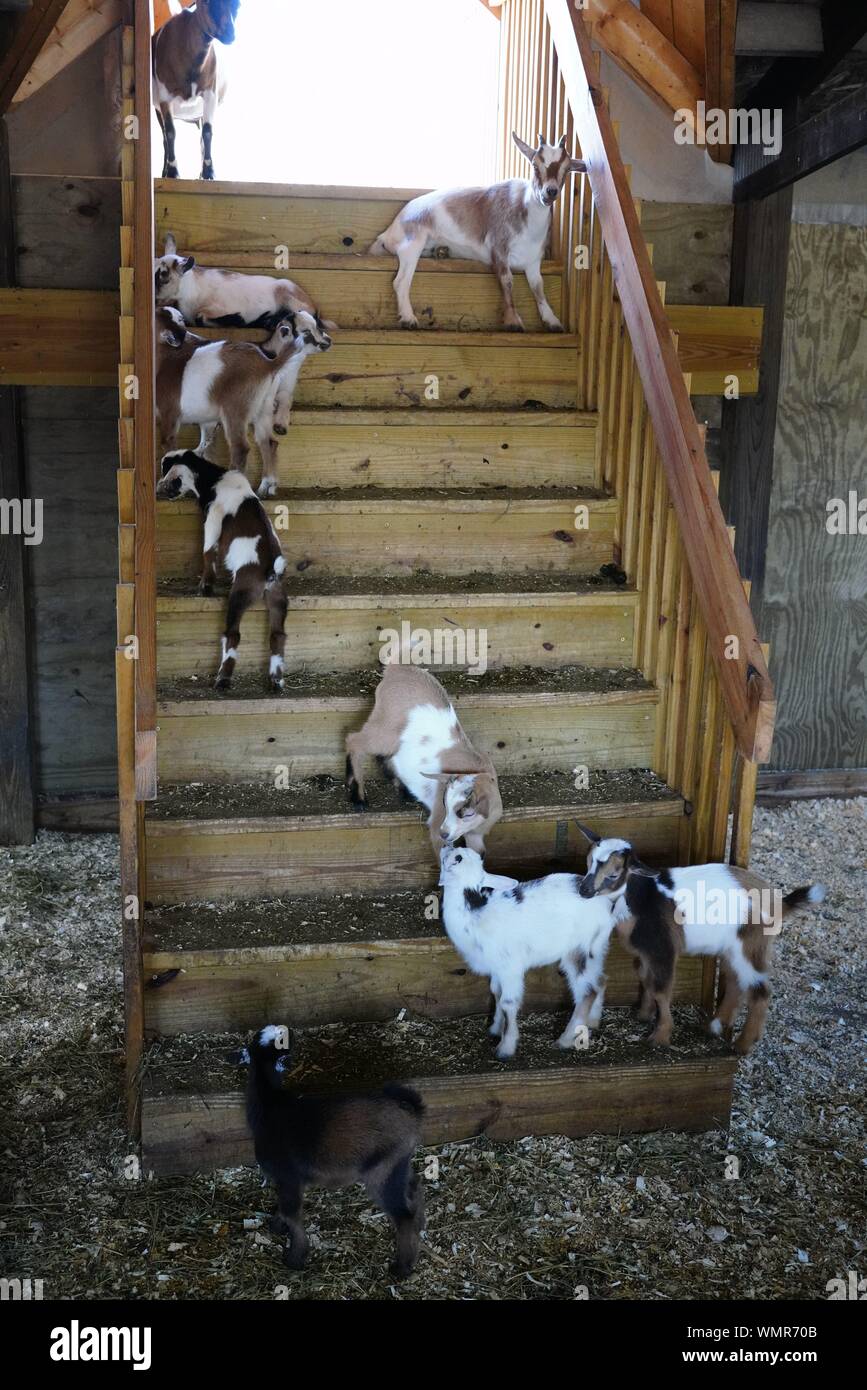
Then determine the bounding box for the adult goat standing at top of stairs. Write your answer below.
[152,0,240,181]
[369,133,585,332]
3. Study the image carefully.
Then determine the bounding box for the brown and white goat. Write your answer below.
[345,661,503,855]
[154,307,332,497]
[573,824,826,1054]
[369,133,585,331]
[152,0,239,180]
[155,232,337,331]
[156,449,287,690]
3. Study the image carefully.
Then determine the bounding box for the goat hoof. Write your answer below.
[270,678,285,693]
[282,1246,309,1271]
[201,167,215,181]
[733,1035,754,1056]
[389,1259,415,1282]
[648,1032,671,1048]
[399,317,419,330]
[545,321,565,334]
[214,676,231,692]
[349,797,369,813]
[197,583,213,598]
[495,1042,516,1061]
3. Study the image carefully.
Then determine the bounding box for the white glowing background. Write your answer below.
[154,0,501,188]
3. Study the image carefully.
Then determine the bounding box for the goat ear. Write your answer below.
[164,232,177,255]
[182,255,195,273]
[511,131,536,162]
[557,133,568,150]
[569,157,587,173]
[574,820,601,845]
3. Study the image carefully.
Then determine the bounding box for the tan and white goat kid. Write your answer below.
[573,825,826,1054]
[369,133,585,331]
[155,233,336,331]
[155,308,331,498]
[156,449,287,691]
[345,662,503,854]
[439,845,615,1058]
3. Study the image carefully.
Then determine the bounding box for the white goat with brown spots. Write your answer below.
[345,661,503,855]
[155,233,337,332]
[369,133,585,331]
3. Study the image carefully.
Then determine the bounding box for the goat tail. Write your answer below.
[781,883,826,919]
[381,1082,426,1119]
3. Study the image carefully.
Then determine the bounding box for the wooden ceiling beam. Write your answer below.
[585,0,704,117]
[734,82,867,201]
[12,0,124,105]
[0,0,71,113]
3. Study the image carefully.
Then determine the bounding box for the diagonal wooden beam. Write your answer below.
[0,0,71,113]
[12,0,124,105]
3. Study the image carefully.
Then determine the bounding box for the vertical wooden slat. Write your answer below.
[0,117,35,845]
[133,0,156,799]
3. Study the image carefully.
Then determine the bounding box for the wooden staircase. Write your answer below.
[116,2,773,1175]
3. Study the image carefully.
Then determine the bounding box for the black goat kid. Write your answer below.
[244,1026,425,1279]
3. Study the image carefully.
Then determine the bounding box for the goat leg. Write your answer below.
[157,104,178,179]
[491,250,524,332]
[200,90,216,180]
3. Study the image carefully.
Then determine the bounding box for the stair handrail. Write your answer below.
[544,0,774,763]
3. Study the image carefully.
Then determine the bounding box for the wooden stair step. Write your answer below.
[156,666,657,782]
[156,179,435,258]
[143,769,682,902]
[156,487,616,581]
[155,576,637,677]
[176,251,565,333]
[189,327,580,410]
[173,407,599,490]
[143,888,704,1036]
[140,1013,737,1176]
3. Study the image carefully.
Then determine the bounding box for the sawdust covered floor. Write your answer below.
[0,800,864,1301]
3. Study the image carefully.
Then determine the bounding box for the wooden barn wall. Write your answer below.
[12,173,121,799]
[760,219,867,771]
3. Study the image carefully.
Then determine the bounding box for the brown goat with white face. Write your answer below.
[369,132,585,331]
[573,824,826,1054]
[345,662,503,856]
[152,0,240,180]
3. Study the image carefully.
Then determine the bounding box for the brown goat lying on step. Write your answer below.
[574,824,826,1054]
[243,1026,425,1279]
[156,449,287,691]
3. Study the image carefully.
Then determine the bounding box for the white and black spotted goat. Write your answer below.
[156,449,287,691]
[439,845,616,1058]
